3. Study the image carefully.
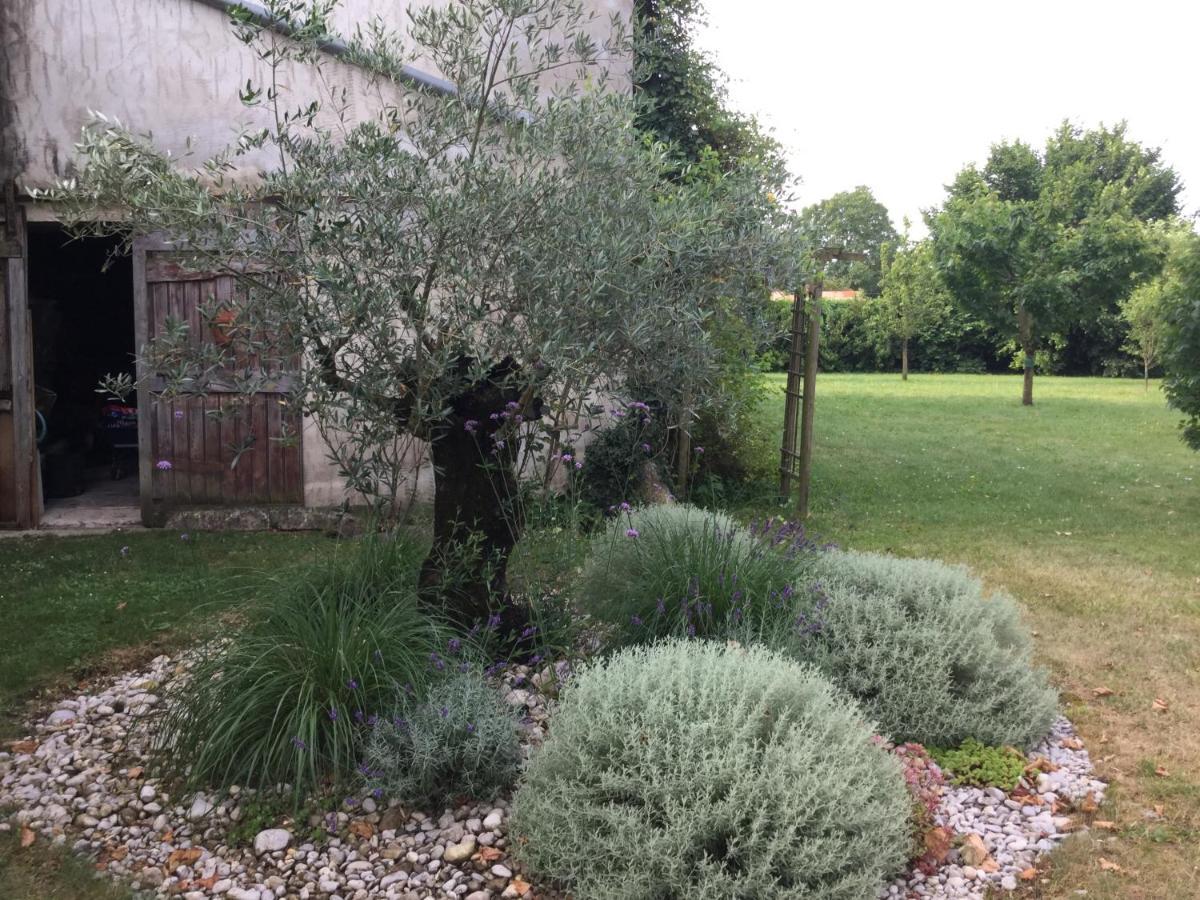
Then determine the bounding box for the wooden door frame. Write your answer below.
[2,200,38,528]
[133,233,167,526]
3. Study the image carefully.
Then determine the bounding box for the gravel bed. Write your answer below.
[1,654,1104,900]
[879,717,1106,899]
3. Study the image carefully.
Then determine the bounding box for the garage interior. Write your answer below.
[29,225,141,526]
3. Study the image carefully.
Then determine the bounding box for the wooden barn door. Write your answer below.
[133,236,302,524]
[1,198,38,528]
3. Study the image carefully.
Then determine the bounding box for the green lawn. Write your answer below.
[746,373,1200,899]
[3,373,1199,898]
[0,529,330,737]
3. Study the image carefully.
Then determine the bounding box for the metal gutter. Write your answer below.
[194,0,459,96]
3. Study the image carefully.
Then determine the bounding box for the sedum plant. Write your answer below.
[510,640,910,900]
[576,503,817,643]
[769,550,1057,749]
[48,0,797,625]
[362,669,522,808]
[929,739,1027,792]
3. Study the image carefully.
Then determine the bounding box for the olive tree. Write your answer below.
[50,0,791,627]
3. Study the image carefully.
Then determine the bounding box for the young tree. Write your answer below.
[931,126,1176,405]
[876,226,949,380]
[1121,279,1171,389]
[1158,227,1200,449]
[53,0,792,627]
[795,186,897,297]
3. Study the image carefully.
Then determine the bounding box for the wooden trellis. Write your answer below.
[778,247,866,518]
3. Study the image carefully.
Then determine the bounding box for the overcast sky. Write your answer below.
[695,0,1199,236]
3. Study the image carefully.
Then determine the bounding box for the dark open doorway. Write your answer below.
[28,225,140,527]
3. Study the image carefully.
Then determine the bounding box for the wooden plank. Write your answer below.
[205,393,221,503]
[283,405,303,503]
[6,208,36,528]
[251,394,268,501]
[132,239,154,524]
[221,394,237,500]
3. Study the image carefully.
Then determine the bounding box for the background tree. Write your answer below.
[931,124,1178,405]
[633,0,784,177]
[1158,226,1200,449]
[54,0,793,627]
[1121,278,1171,389]
[796,186,898,297]
[875,226,950,380]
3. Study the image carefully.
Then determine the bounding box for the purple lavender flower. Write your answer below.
[347,678,359,690]
[464,419,480,434]
[354,709,364,722]
[520,625,537,640]
[328,707,339,721]
[448,638,462,654]
[487,613,502,630]
[630,615,643,626]
[429,652,446,671]
[656,597,666,614]
[466,722,476,734]
[439,705,449,719]
[372,787,383,799]
[155,459,173,471]
[291,736,307,750]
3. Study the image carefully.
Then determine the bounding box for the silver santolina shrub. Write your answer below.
[510,640,910,900]
[776,550,1058,749]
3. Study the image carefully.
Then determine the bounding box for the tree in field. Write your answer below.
[875,225,950,380]
[795,186,897,297]
[930,124,1178,405]
[1157,226,1200,449]
[1121,278,1171,389]
[52,0,793,628]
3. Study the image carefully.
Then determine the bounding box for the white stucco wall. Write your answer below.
[2,0,631,511]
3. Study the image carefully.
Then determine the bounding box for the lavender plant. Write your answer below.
[362,669,522,807]
[510,640,910,899]
[576,504,817,643]
[773,550,1058,749]
[47,0,798,625]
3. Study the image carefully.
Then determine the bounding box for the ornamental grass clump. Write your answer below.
[153,535,448,799]
[771,550,1058,749]
[510,640,911,900]
[576,504,816,643]
[362,669,522,807]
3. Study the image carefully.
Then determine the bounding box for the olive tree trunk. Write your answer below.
[417,357,534,637]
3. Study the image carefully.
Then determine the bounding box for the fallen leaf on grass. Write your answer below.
[5,740,38,754]
[1094,820,1118,830]
[1152,697,1169,712]
[115,602,127,611]
[1019,867,1037,881]
[1154,765,1169,778]
[127,766,144,779]
[348,819,374,839]
[167,847,203,870]
[1080,795,1099,814]
[19,827,35,848]
[509,877,532,896]
[475,847,504,863]
[1093,686,1115,698]
[1098,857,1124,873]
[1060,737,1084,750]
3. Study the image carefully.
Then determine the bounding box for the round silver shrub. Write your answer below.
[780,549,1058,749]
[362,670,522,807]
[510,640,910,900]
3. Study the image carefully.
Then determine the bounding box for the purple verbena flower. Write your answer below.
[463,419,479,434]
[625,528,640,538]
[155,459,173,471]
